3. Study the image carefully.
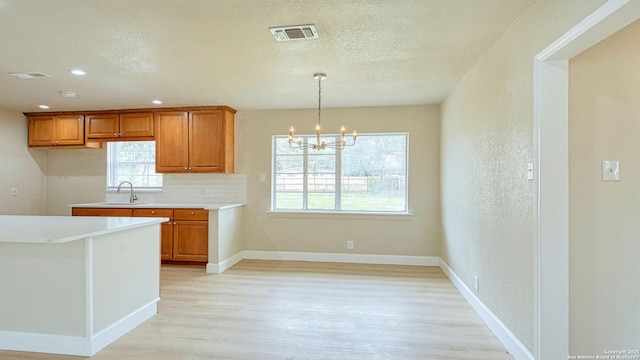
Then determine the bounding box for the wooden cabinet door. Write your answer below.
[28,115,55,146]
[172,220,208,262]
[160,222,174,260]
[71,208,133,216]
[133,208,173,261]
[55,115,85,145]
[29,115,84,146]
[155,111,189,173]
[120,112,154,138]
[86,113,120,139]
[189,110,224,172]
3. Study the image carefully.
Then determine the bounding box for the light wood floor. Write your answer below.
[0,260,514,360]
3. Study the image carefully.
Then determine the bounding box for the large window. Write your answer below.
[107,141,162,189]
[272,133,408,212]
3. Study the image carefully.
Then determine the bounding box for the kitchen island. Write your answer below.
[0,215,166,356]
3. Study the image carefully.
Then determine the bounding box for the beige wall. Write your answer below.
[440,0,608,352]
[236,105,441,257]
[569,18,640,355]
[45,147,108,215]
[0,109,46,215]
[38,105,441,259]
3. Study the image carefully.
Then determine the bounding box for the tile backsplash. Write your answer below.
[106,173,246,204]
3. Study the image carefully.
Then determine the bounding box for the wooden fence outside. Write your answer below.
[275,174,405,193]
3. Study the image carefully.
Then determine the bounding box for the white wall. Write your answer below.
[440,0,608,352]
[0,108,46,215]
[236,105,441,257]
[569,18,640,355]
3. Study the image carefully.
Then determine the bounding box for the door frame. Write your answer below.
[533,0,640,358]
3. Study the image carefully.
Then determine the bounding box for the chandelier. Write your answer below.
[289,73,357,150]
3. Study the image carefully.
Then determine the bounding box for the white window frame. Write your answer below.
[271,132,409,213]
[106,141,162,190]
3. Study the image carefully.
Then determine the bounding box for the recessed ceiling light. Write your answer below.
[59,90,77,98]
[70,69,86,76]
[152,100,163,105]
[38,105,50,109]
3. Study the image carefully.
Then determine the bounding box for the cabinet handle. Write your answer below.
[151,210,156,214]
[188,167,192,171]
[190,211,194,215]
[184,167,188,171]
[118,133,122,136]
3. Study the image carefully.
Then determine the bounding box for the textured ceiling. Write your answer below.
[0,0,534,113]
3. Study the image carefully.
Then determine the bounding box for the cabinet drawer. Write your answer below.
[72,208,133,217]
[133,208,173,219]
[173,209,208,221]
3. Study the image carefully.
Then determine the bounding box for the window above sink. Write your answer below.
[107,141,162,190]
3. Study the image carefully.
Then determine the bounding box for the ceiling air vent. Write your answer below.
[8,72,51,79]
[269,24,319,41]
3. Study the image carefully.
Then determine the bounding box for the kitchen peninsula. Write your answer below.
[0,215,166,356]
[70,202,245,274]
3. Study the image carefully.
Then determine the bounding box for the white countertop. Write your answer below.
[69,202,245,210]
[0,215,167,244]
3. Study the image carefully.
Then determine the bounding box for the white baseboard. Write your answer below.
[438,259,534,360]
[243,250,439,266]
[206,251,244,274]
[0,331,90,356]
[0,300,158,356]
[90,299,158,355]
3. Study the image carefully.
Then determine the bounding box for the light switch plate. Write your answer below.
[602,160,620,181]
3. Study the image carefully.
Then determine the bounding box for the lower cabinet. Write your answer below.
[72,207,208,263]
[172,209,209,262]
[172,221,208,261]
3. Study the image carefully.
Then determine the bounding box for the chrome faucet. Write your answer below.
[116,181,138,203]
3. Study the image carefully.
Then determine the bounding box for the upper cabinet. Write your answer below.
[155,107,235,173]
[26,106,234,160]
[28,114,100,148]
[86,112,154,142]
[154,111,189,172]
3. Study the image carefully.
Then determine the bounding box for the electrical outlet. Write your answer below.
[347,240,354,250]
[474,275,479,291]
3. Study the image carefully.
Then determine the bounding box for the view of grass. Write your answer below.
[273,134,408,212]
[275,192,405,211]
